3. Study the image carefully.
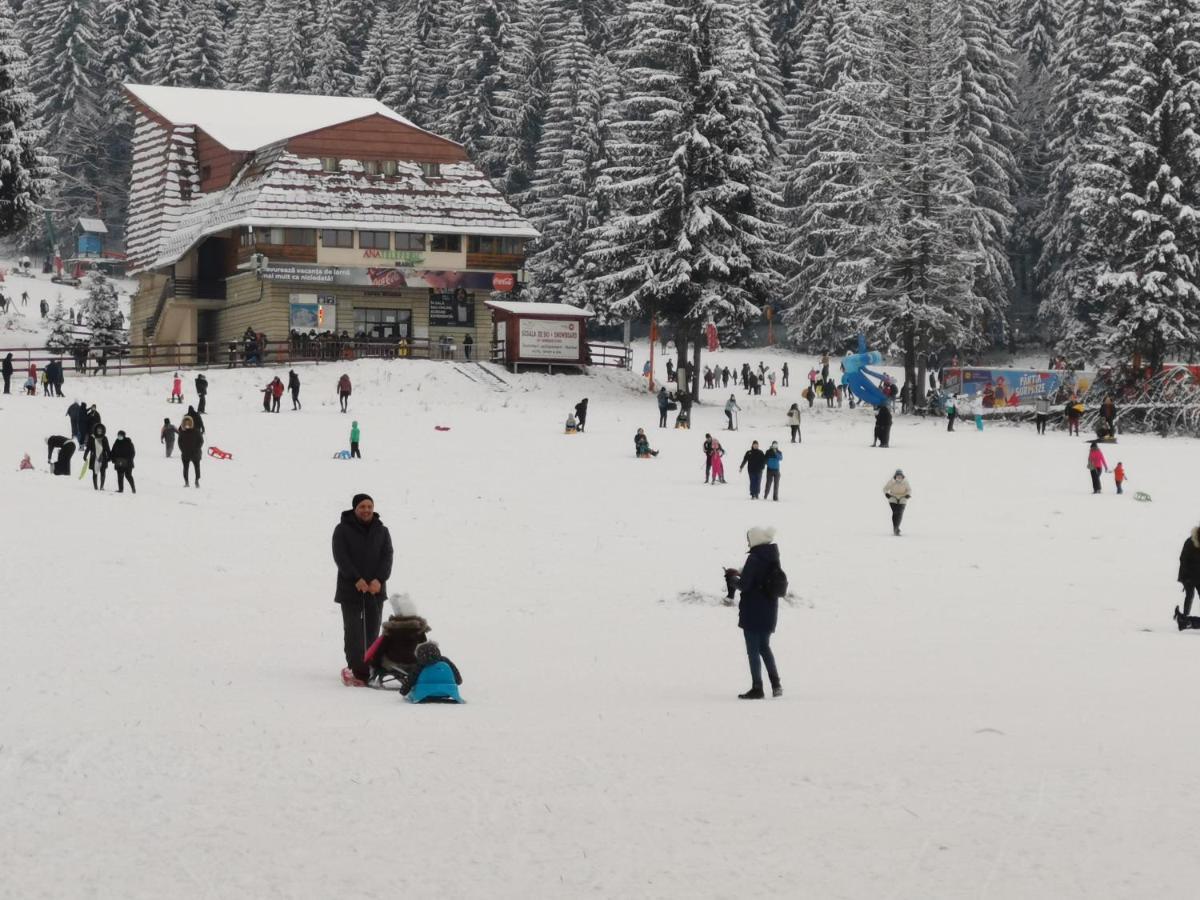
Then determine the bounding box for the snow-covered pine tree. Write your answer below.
[1094,0,1200,372]
[270,0,311,93]
[24,0,103,222]
[487,0,549,195]
[438,0,509,161]
[153,0,191,86]
[523,0,618,305]
[946,0,1020,342]
[766,0,807,83]
[780,0,882,352]
[727,0,786,158]
[307,0,352,95]
[590,0,782,393]
[414,0,460,121]
[83,271,121,348]
[45,296,73,351]
[1037,0,1127,359]
[333,0,371,74]
[223,0,263,88]
[0,0,53,236]
[184,0,226,88]
[1009,0,1062,336]
[867,0,980,389]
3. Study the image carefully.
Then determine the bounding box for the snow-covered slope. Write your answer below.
[1,346,1197,899]
[0,259,134,347]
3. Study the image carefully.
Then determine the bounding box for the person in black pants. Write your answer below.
[332,493,394,686]
[1,352,12,394]
[46,434,71,465]
[657,387,669,428]
[195,373,208,414]
[178,416,203,487]
[86,424,111,491]
[110,431,136,494]
[1177,524,1200,622]
[702,433,714,483]
[574,398,588,433]
[288,369,301,410]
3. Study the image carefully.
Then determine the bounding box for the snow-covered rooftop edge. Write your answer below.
[124,83,460,153]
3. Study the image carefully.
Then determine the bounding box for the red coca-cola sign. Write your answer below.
[492,272,516,292]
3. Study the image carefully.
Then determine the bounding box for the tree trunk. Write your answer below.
[903,323,917,407]
[675,329,690,396]
[690,336,702,400]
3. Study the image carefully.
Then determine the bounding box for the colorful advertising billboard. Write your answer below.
[941,368,1095,407]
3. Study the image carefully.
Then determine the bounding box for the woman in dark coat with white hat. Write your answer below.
[332,493,394,686]
[733,526,784,699]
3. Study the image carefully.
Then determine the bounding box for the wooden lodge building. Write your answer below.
[123,84,538,361]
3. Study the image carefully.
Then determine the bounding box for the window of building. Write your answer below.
[359,231,391,250]
[321,157,340,172]
[321,229,354,248]
[394,233,426,252]
[382,160,398,176]
[200,165,212,183]
[468,235,526,255]
[240,229,255,248]
[430,233,461,253]
[353,307,412,341]
[284,228,316,246]
[420,162,442,178]
[362,159,380,176]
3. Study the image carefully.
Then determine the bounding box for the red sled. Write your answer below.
[207,446,233,460]
[434,425,451,431]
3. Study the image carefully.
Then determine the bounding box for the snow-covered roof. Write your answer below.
[124,84,449,152]
[77,218,108,234]
[130,139,538,272]
[485,300,593,317]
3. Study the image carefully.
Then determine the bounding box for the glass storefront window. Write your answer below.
[395,233,426,251]
[321,229,354,248]
[359,231,391,249]
[353,308,412,341]
[430,233,461,253]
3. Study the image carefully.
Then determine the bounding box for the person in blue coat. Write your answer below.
[733,526,783,699]
[763,442,783,501]
[401,641,464,703]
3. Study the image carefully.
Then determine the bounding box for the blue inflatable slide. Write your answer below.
[841,338,890,407]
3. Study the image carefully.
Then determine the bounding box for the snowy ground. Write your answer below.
[2,342,1199,899]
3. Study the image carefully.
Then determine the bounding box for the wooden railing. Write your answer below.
[587,342,633,369]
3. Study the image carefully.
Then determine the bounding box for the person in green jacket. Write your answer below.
[350,421,361,458]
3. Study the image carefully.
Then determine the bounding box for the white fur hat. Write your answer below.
[388,592,418,618]
[747,526,776,548]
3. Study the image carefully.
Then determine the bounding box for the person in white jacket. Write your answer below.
[786,403,802,443]
[724,395,740,430]
[883,469,912,536]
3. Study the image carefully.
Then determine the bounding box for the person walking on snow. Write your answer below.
[1065,395,1082,436]
[161,418,177,457]
[574,398,588,433]
[170,372,183,404]
[109,431,136,494]
[178,416,203,487]
[1174,524,1200,628]
[781,362,789,387]
[1035,394,1051,434]
[185,405,205,436]
[2,352,12,394]
[288,369,301,410]
[195,373,208,414]
[732,526,784,699]
[1114,462,1127,495]
[946,394,958,432]
[332,494,394,686]
[85,423,111,491]
[1087,441,1109,494]
[873,404,892,448]
[350,421,361,458]
[270,376,284,413]
[657,387,670,428]
[763,442,783,501]
[740,441,766,499]
[725,394,740,430]
[709,438,727,484]
[884,469,911,535]
[786,403,802,443]
[337,373,352,412]
[768,370,777,396]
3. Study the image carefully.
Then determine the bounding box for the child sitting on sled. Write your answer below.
[400,640,464,703]
[363,594,431,687]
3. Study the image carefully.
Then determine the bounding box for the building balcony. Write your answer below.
[173,278,226,301]
[466,252,524,271]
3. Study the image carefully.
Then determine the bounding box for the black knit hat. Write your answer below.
[352,493,374,508]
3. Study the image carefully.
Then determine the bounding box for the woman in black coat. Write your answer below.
[109,431,136,494]
[177,416,203,487]
[332,493,394,685]
[85,424,111,491]
[873,404,892,448]
[735,526,783,699]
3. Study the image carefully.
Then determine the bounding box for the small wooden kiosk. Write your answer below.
[485,300,593,373]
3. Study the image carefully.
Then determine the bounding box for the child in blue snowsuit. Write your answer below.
[400,641,464,703]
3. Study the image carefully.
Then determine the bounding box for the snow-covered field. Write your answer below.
[2,342,1199,899]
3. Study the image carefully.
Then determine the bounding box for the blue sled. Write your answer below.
[841,351,890,407]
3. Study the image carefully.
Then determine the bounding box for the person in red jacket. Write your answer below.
[170,372,183,404]
[1114,462,1127,495]
[1087,441,1109,494]
[270,376,284,413]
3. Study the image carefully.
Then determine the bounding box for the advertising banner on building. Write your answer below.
[517,318,581,361]
[429,288,475,326]
[263,263,514,293]
[941,368,1095,407]
[264,264,337,283]
[289,293,337,332]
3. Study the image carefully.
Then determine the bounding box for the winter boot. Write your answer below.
[771,683,783,698]
[1175,607,1188,631]
[341,666,367,687]
[738,685,764,700]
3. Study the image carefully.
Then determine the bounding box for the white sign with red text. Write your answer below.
[517,318,580,360]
